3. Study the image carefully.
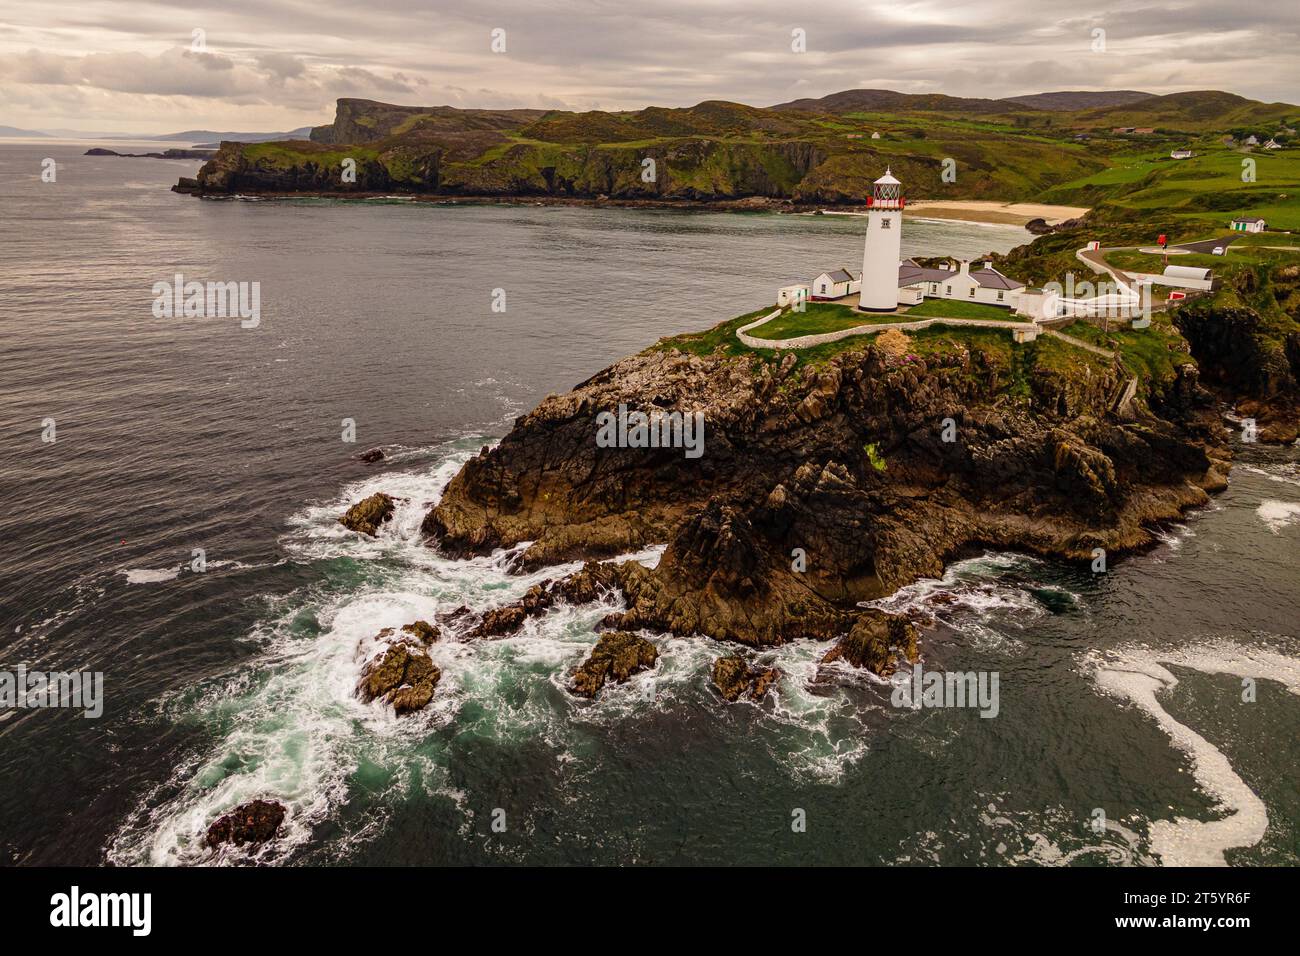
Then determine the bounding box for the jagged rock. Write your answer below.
[468,562,624,638]
[401,620,440,644]
[821,613,919,676]
[711,654,781,702]
[358,448,385,463]
[340,492,395,536]
[359,641,440,714]
[470,604,529,639]
[570,632,658,698]
[205,799,286,849]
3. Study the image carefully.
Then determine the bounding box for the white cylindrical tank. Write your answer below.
[860,169,903,312]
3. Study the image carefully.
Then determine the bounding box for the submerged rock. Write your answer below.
[205,799,286,849]
[359,639,441,714]
[339,492,395,536]
[711,654,781,702]
[357,447,386,464]
[570,632,658,698]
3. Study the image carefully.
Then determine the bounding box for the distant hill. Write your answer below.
[1072,90,1297,129]
[771,89,1019,114]
[174,88,1300,218]
[0,125,51,137]
[1001,91,1154,111]
[151,126,314,143]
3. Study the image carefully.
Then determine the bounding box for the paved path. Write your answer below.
[736,308,1045,351]
[1174,235,1239,254]
[1043,328,1117,359]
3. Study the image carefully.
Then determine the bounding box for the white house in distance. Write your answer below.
[1230,217,1267,233]
[1263,139,1284,150]
[1170,148,1194,160]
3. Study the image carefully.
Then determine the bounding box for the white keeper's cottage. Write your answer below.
[812,269,859,300]
[1230,217,1267,233]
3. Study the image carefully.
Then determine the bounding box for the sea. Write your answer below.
[1,141,1296,866]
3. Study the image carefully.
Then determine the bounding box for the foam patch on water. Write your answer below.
[892,795,1146,865]
[1087,639,1300,866]
[1257,500,1300,534]
[119,567,181,584]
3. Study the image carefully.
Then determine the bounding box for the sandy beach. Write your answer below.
[902,200,1090,226]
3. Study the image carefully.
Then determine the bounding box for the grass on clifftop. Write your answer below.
[902,298,1018,320]
[746,303,876,339]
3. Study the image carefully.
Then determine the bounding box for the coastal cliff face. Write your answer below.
[1173,263,1300,443]
[423,330,1230,662]
[174,96,1105,203]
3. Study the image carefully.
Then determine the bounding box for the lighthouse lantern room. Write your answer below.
[859,168,904,312]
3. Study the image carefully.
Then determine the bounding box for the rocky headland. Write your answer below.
[414,318,1237,677]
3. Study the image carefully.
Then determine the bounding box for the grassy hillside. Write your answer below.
[182,90,1299,221]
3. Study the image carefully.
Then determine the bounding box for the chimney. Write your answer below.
[984,260,993,271]
[958,260,970,276]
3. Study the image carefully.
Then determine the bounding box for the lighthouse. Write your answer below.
[859,168,904,312]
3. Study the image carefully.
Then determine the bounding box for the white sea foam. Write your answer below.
[1088,640,1300,866]
[1257,500,1300,534]
[863,551,1072,651]
[119,567,180,584]
[108,438,705,865]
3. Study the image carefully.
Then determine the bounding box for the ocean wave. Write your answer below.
[863,551,1078,651]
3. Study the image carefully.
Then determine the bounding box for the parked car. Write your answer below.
[1212,246,1225,255]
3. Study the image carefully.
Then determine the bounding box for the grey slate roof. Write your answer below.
[820,268,856,283]
[896,262,1024,290]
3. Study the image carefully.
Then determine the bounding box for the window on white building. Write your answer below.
[969,287,975,297]
[997,291,1004,301]
[945,285,951,295]
[882,218,891,229]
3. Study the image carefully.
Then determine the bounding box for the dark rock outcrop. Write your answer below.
[206,799,286,849]
[570,632,658,698]
[339,492,395,536]
[821,613,919,676]
[359,635,441,714]
[711,654,781,702]
[357,447,385,463]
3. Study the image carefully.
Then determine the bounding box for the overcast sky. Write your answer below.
[2,0,1296,133]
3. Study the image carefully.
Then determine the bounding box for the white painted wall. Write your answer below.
[860,208,902,310]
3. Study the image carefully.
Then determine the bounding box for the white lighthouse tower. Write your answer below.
[859,168,904,312]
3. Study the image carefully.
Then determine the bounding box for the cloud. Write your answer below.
[0,0,1294,132]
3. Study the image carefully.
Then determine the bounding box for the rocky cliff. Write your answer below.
[422,326,1230,670]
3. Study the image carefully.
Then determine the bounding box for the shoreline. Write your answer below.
[824,199,1089,227]
[175,186,1087,225]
